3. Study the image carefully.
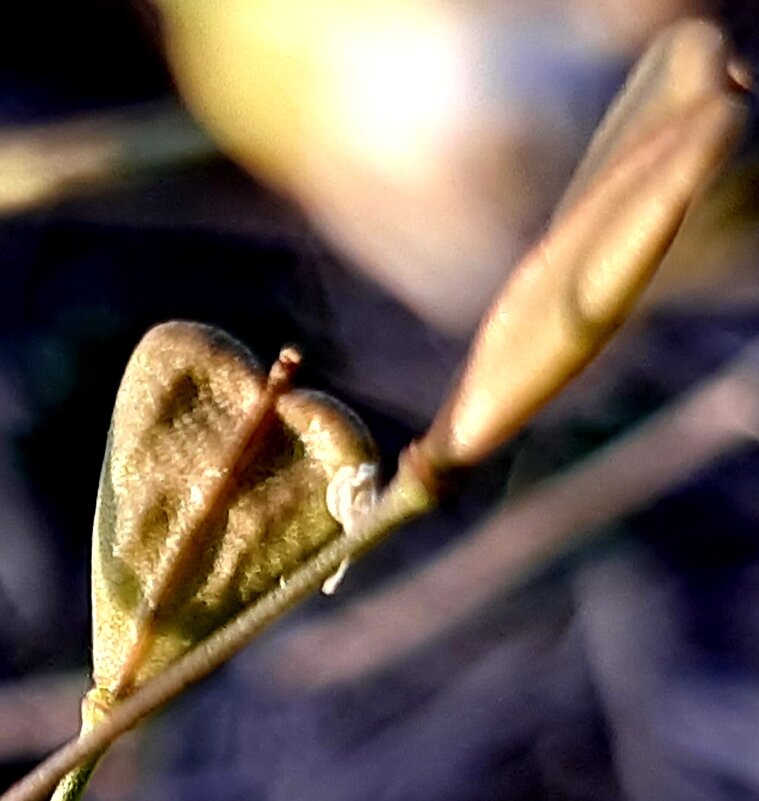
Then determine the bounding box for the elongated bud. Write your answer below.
[417,19,750,474]
[555,18,752,216]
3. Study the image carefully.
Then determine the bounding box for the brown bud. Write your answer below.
[418,19,750,473]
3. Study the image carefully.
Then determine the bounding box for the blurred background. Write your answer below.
[0,2,758,799]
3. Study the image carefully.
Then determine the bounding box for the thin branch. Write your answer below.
[0,100,216,216]
[7,342,759,801]
[0,458,434,801]
[269,343,759,689]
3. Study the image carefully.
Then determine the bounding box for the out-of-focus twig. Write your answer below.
[0,100,216,216]
[270,343,759,689]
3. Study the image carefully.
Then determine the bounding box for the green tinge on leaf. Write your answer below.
[51,322,377,801]
[92,322,376,695]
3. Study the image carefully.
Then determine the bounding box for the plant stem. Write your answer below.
[0,453,435,801]
[272,342,759,687]
[48,688,118,801]
[49,757,101,801]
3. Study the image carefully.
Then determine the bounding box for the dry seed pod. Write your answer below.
[91,321,377,696]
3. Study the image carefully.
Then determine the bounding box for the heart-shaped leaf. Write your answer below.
[91,321,377,697]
